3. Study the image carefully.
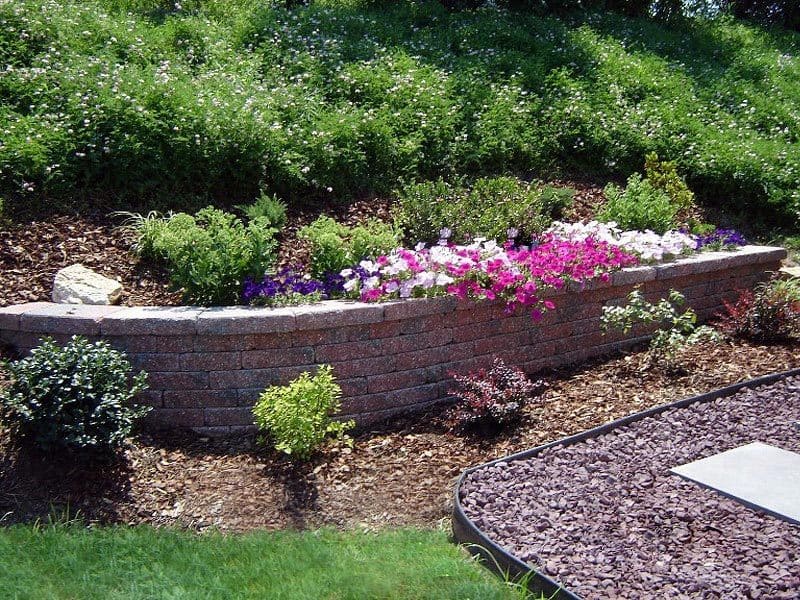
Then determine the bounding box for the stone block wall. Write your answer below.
[0,246,786,435]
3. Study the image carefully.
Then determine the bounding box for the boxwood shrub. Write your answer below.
[0,336,149,453]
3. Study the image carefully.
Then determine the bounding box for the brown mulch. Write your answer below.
[2,181,793,533]
[0,215,182,308]
[0,182,605,308]
[1,339,798,532]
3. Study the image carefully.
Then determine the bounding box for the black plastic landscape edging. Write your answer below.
[452,366,800,600]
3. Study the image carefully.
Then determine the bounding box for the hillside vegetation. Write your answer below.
[1,0,799,225]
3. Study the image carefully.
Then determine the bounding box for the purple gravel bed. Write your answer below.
[459,376,800,599]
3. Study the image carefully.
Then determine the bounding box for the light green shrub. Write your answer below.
[599,174,678,234]
[253,365,354,459]
[601,289,720,370]
[644,152,695,215]
[298,216,399,278]
[127,207,278,306]
[394,177,573,245]
[0,336,149,452]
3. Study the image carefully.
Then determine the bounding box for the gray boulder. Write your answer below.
[52,264,123,305]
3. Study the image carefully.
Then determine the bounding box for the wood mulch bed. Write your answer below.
[1,180,795,533]
[1,339,798,532]
[0,180,606,309]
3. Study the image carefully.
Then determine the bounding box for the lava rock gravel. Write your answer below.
[459,376,800,599]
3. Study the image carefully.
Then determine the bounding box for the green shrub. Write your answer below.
[598,173,678,234]
[0,336,149,452]
[394,177,573,245]
[253,365,353,459]
[235,193,288,230]
[601,289,721,370]
[644,152,695,217]
[128,207,278,306]
[298,216,399,278]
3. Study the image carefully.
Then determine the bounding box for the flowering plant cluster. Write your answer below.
[241,221,749,320]
[243,268,344,306]
[694,228,747,251]
[340,229,639,319]
[545,220,697,262]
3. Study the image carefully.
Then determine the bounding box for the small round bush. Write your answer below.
[0,336,149,452]
[599,173,678,234]
[253,365,353,459]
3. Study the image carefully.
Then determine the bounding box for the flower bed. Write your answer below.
[0,245,785,435]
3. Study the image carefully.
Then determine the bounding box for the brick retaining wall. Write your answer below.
[0,246,786,435]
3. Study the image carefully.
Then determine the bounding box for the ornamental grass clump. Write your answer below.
[0,336,149,453]
[253,365,353,460]
[446,359,545,435]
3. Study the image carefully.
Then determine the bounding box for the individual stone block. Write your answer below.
[100,306,202,336]
[19,303,125,336]
[671,441,800,525]
[196,306,296,335]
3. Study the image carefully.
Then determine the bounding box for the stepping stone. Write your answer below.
[670,442,800,525]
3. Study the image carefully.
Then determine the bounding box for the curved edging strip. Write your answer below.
[452,367,800,600]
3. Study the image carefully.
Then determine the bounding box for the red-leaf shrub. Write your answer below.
[446,359,545,435]
[716,278,800,343]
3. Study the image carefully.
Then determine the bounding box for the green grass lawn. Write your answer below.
[1,0,799,224]
[0,524,530,600]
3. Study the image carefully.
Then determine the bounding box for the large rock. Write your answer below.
[780,266,800,280]
[52,264,123,305]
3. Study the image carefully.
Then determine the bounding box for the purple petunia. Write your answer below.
[243,268,345,304]
[695,228,747,250]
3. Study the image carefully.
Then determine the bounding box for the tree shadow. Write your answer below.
[0,442,134,526]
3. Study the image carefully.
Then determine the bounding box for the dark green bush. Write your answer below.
[252,365,353,459]
[130,207,278,306]
[0,336,149,452]
[598,173,678,233]
[395,177,573,245]
[235,193,288,230]
[298,216,399,278]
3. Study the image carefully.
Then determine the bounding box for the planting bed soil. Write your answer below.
[1,339,799,535]
[458,374,800,599]
[0,198,393,309]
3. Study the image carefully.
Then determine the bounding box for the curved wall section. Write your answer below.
[0,246,786,435]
